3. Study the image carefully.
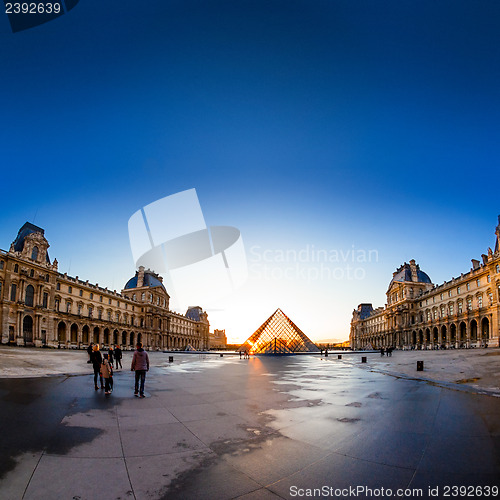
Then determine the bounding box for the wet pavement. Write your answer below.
[0,353,499,499]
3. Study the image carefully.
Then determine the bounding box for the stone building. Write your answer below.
[0,223,210,350]
[350,217,500,350]
[209,329,227,349]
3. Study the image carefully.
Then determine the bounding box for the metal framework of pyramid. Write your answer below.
[238,308,320,355]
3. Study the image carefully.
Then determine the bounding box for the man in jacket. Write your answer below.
[114,344,122,369]
[131,342,149,398]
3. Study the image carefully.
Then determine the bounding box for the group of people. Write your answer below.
[380,347,393,356]
[87,342,149,397]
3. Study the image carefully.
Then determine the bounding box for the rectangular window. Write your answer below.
[433,310,438,320]
[42,292,48,309]
[90,292,93,300]
[440,306,445,316]
[79,289,83,297]
[98,309,102,320]
[497,264,500,273]
[440,293,443,300]
[448,290,452,297]
[10,283,17,301]
[457,286,461,294]
[467,297,472,310]
[476,279,480,287]
[116,312,120,322]
[55,299,59,311]
[466,283,470,291]
[449,303,454,315]
[88,306,93,318]
[488,292,493,304]
[487,275,491,283]
[478,296,483,308]
[109,298,112,305]
[66,302,71,313]
[426,311,430,321]
[56,282,60,291]
[108,312,111,321]
[0,260,4,270]
[100,295,103,302]
[68,286,72,293]
[78,305,82,315]
[458,301,463,313]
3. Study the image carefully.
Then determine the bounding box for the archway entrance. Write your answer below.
[481,318,489,344]
[23,315,33,343]
[57,321,66,343]
[70,323,78,343]
[82,325,89,344]
[470,320,478,342]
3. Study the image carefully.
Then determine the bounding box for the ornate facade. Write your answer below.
[350,217,500,350]
[0,223,210,350]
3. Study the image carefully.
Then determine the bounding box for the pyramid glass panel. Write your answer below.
[239,308,319,355]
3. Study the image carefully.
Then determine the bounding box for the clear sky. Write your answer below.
[1,1,499,343]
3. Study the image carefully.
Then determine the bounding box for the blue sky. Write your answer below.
[1,1,499,342]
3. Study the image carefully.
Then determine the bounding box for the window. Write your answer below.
[476,279,480,287]
[68,286,72,293]
[488,292,493,304]
[457,286,461,294]
[449,303,454,315]
[90,292,93,300]
[14,264,18,273]
[448,290,452,297]
[108,298,111,305]
[45,274,49,282]
[458,301,463,314]
[466,283,470,291]
[117,301,120,308]
[440,305,445,317]
[100,295,103,302]
[55,299,60,311]
[440,293,443,301]
[56,282,60,291]
[0,260,4,270]
[497,264,500,273]
[66,302,71,313]
[78,304,82,315]
[79,289,83,297]
[426,311,431,321]
[125,303,128,310]
[425,299,429,305]
[42,292,48,309]
[98,309,102,320]
[29,269,34,278]
[132,294,136,301]
[467,297,472,310]
[487,275,491,283]
[107,312,111,321]
[478,295,483,308]
[88,306,93,318]
[141,292,145,301]
[433,310,438,320]
[31,246,39,261]
[432,296,435,303]
[116,312,120,322]
[10,283,17,301]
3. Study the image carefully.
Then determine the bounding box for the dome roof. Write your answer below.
[389,261,432,289]
[12,222,50,263]
[124,269,165,290]
[186,306,203,321]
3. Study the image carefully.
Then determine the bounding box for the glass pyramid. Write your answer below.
[238,308,320,355]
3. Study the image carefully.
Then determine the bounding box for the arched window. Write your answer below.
[31,246,39,261]
[25,285,35,307]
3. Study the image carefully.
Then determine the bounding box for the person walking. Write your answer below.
[131,342,149,398]
[101,353,113,395]
[108,347,114,367]
[114,344,122,369]
[90,344,104,390]
[86,342,93,363]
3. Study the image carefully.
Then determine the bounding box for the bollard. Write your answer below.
[169,356,173,363]
[220,353,223,357]
[325,351,328,357]
[338,354,342,360]
[361,356,367,363]
[417,361,424,371]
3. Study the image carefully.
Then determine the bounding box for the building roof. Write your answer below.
[12,222,50,263]
[186,306,203,321]
[124,270,166,290]
[389,262,432,289]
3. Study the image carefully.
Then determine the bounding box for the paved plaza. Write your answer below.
[0,348,499,499]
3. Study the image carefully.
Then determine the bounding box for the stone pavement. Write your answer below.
[0,351,499,499]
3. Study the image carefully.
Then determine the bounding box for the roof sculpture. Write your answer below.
[238,308,319,355]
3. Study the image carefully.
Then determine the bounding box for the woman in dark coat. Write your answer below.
[90,344,104,390]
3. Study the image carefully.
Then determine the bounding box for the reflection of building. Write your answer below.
[239,308,319,354]
[209,329,227,349]
[350,217,500,350]
[0,223,210,350]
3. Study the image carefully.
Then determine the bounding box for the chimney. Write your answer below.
[471,259,480,270]
[409,259,418,282]
[137,266,145,287]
